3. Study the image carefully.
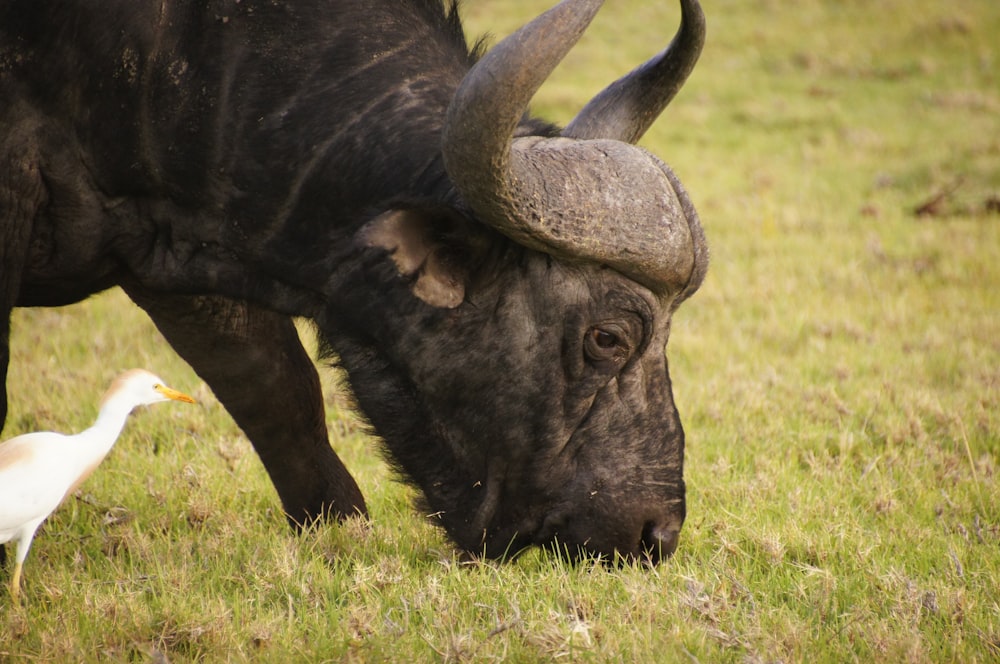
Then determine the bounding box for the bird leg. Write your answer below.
[10,559,22,603]
[7,530,36,604]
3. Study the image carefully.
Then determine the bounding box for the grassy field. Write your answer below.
[3,0,999,661]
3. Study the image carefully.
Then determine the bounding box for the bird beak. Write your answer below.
[155,385,197,403]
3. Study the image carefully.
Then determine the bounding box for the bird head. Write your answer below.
[102,369,197,410]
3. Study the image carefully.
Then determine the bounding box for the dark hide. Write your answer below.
[0,0,705,562]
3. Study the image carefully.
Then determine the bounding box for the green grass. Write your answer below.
[3,0,999,661]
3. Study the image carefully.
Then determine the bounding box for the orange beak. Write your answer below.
[155,385,197,404]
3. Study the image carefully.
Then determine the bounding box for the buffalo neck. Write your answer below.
[20,1,472,319]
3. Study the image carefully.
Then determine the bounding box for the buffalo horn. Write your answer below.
[562,0,706,143]
[442,0,707,298]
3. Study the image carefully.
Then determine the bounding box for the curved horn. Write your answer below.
[442,0,605,226]
[442,0,708,298]
[563,0,706,142]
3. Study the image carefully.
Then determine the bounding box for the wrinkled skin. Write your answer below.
[0,0,704,562]
[322,225,689,558]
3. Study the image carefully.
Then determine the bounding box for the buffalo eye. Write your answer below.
[592,328,617,348]
[584,325,629,364]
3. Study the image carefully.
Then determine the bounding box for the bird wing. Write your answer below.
[0,432,74,535]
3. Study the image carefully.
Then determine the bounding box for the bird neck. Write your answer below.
[82,394,141,455]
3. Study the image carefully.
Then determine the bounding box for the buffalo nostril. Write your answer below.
[641,521,681,563]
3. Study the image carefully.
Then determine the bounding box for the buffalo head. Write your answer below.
[325,0,707,563]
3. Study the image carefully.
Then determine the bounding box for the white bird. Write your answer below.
[0,369,195,602]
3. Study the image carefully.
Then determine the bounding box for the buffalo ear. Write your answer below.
[360,208,468,309]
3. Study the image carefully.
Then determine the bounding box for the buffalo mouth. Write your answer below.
[533,531,681,567]
[524,508,684,566]
[436,498,684,565]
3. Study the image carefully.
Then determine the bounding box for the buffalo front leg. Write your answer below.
[122,285,367,527]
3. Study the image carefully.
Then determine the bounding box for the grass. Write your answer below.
[3,0,999,661]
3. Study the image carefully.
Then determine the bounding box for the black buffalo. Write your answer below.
[0,0,708,562]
